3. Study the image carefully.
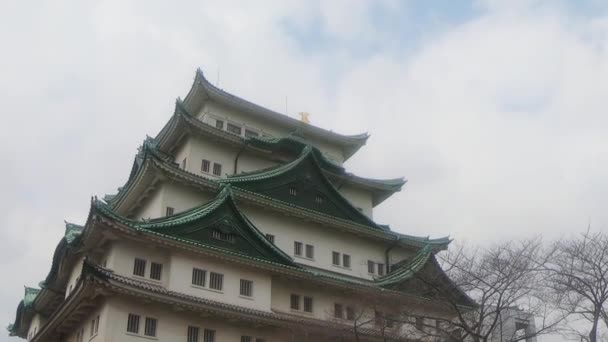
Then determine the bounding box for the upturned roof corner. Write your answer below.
[93,185,297,267]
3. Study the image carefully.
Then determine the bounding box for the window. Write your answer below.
[215,120,224,130]
[305,244,314,259]
[182,158,187,170]
[294,241,303,256]
[315,194,324,204]
[150,262,162,280]
[127,314,140,334]
[192,268,207,287]
[144,317,157,337]
[265,234,274,243]
[201,159,210,173]
[368,260,375,274]
[244,129,259,138]
[289,187,297,196]
[94,315,100,334]
[332,252,340,266]
[346,307,355,320]
[133,258,146,277]
[303,296,313,313]
[227,123,242,135]
[212,163,222,176]
[240,279,253,297]
[187,326,200,342]
[90,315,99,336]
[334,303,343,318]
[203,329,216,342]
[165,206,174,216]
[342,254,351,268]
[290,294,300,310]
[377,263,385,276]
[241,336,252,342]
[212,229,235,243]
[209,272,223,291]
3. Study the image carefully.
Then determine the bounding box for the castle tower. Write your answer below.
[9,70,472,342]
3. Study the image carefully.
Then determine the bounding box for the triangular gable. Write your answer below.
[221,146,383,230]
[375,246,475,307]
[95,186,296,266]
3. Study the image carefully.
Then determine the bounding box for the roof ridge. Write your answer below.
[374,244,434,287]
[194,69,370,142]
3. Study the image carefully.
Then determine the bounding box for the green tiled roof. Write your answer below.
[23,287,40,307]
[184,69,369,160]
[102,137,449,248]
[375,244,433,287]
[41,221,84,288]
[96,185,448,290]
[95,185,297,266]
[221,145,385,230]
[7,287,41,336]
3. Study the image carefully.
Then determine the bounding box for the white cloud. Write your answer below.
[1,1,607,341]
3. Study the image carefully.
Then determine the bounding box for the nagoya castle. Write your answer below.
[9,70,472,342]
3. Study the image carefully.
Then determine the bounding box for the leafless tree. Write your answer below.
[403,239,564,342]
[333,239,564,342]
[544,230,608,342]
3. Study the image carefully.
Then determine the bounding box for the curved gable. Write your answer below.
[95,186,296,266]
[222,146,384,230]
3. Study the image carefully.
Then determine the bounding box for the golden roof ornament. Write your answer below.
[299,112,310,124]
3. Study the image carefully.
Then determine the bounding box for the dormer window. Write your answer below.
[315,194,324,205]
[201,159,210,173]
[215,120,224,130]
[211,230,235,243]
[227,123,242,135]
[245,129,259,138]
[289,187,297,196]
[213,163,222,176]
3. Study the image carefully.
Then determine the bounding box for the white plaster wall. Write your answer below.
[336,184,374,218]
[200,101,346,163]
[107,240,171,287]
[103,296,283,342]
[271,277,361,321]
[133,182,212,221]
[119,180,415,283]
[242,205,414,280]
[162,181,213,214]
[133,187,164,220]
[65,256,85,299]
[168,252,272,311]
[27,314,45,341]
[177,133,377,220]
[236,151,279,175]
[173,138,192,171]
[182,134,278,178]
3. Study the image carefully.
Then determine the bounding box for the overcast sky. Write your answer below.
[2,1,608,341]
